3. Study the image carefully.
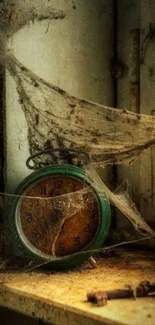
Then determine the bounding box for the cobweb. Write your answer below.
[0,52,154,270]
[0,186,98,256]
[4,52,155,168]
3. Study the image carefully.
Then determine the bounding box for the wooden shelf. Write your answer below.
[0,250,154,325]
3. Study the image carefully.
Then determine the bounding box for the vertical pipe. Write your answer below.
[129,29,140,113]
[111,0,118,229]
[0,41,5,256]
[0,65,5,193]
[113,0,118,106]
[0,0,6,256]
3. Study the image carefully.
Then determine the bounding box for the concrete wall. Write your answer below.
[117,0,155,230]
[5,0,155,232]
[6,0,113,192]
[117,0,140,228]
[140,0,155,226]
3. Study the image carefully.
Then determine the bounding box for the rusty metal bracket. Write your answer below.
[110,56,128,79]
[141,23,155,64]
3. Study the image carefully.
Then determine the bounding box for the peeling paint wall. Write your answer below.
[140,0,155,227]
[5,0,155,233]
[5,0,113,192]
[117,0,155,230]
[117,0,140,228]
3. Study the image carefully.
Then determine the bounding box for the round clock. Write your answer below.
[11,151,111,269]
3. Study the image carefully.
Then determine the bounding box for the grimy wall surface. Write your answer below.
[117,0,140,228]
[117,0,155,230]
[140,0,155,227]
[5,0,114,192]
[4,0,155,231]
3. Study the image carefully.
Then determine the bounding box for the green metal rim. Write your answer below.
[11,165,111,269]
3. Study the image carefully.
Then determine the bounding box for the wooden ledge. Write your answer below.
[0,250,154,325]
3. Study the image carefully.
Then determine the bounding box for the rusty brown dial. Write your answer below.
[17,175,100,258]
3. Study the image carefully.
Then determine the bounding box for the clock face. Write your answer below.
[16,175,101,258]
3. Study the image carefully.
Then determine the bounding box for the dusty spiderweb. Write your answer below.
[0,184,153,271]
[5,53,155,167]
[1,186,100,260]
[1,52,155,270]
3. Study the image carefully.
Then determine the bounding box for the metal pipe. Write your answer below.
[129,29,140,113]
